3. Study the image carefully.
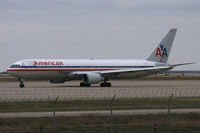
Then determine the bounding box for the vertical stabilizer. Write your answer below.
[146,29,177,63]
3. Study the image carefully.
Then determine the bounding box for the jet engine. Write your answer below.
[49,79,66,84]
[83,73,103,84]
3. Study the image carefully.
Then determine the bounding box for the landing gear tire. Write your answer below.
[20,83,25,88]
[80,82,84,87]
[80,82,91,87]
[100,82,111,87]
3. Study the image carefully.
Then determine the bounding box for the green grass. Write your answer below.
[0,97,200,112]
[1,98,200,133]
[0,114,200,133]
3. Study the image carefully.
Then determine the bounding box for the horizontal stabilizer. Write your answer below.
[170,62,194,67]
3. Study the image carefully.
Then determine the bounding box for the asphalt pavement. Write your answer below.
[0,109,200,118]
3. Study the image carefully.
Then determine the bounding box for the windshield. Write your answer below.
[10,64,21,68]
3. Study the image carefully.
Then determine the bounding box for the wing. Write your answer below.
[70,66,172,78]
[68,62,193,80]
[99,66,172,76]
[100,62,195,77]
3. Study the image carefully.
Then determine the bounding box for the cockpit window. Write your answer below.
[11,64,21,68]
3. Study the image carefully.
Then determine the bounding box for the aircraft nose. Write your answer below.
[6,65,15,74]
[6,66,12,73]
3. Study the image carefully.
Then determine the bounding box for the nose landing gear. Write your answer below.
[19,79,25,88]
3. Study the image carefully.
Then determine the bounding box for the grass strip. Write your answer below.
[0,97,200,112]
[0,114,200,133]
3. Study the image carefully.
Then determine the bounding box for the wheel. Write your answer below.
[100,82,111,87]
[20,84,24,88]
[80,83,91,87]
[18,78,24,88]
[100,83,105,87]
[105,83,109,87]
[107,82,111,87]
[86,84,91,87]
[80,82,85,87]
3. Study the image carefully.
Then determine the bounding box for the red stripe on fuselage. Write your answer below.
[7,69,117,72]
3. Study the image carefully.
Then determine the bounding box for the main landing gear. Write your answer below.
[80,82,111,87]
[19,79,25,88]
[80,82,91,87]
[100,82,111,87]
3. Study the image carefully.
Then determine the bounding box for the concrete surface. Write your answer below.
[0,80,200,101]
[0,109,200,118]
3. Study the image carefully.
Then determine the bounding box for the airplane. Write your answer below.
[6,28,192,88]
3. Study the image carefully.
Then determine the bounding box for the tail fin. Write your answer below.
[146,28,177,63]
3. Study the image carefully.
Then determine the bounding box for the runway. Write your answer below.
[0,80,200,101]
[0,109,200,118]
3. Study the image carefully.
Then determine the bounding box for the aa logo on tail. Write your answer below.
[156,44,168,57]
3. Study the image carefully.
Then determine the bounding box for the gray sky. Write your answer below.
[0,0,200,71]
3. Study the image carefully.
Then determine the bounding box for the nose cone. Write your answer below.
[6,66,11,72]
[6,60,23,78]
[6,65,20,78]
[6,66,13,74]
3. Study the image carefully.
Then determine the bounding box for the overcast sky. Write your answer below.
[0,0,200,71]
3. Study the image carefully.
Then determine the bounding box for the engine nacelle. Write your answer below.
[83,73,103,84]
[49,79,66,84]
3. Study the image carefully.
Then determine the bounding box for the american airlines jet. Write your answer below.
[7,29,191,88]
